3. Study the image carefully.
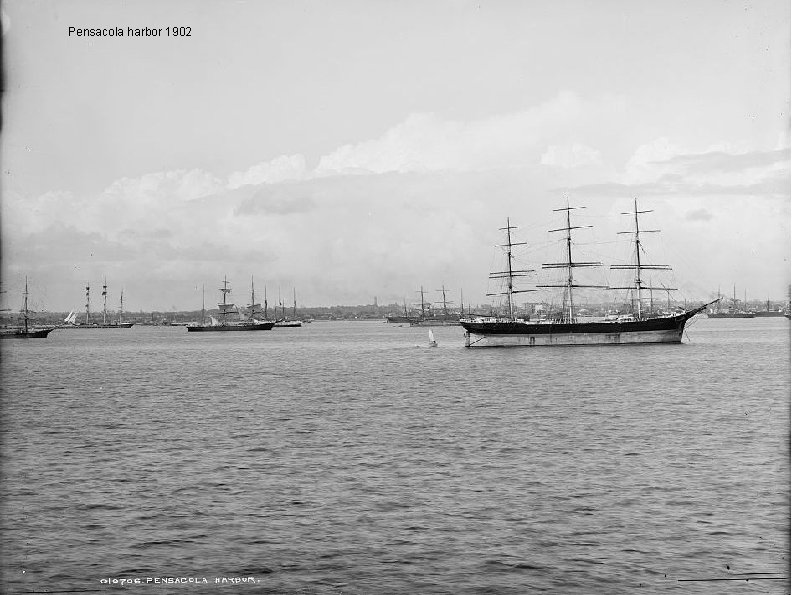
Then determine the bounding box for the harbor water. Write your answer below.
[1,317,790,593]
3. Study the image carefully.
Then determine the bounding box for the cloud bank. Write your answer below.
[3,93,789,310]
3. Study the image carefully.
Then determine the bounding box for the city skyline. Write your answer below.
[2,0,790,312]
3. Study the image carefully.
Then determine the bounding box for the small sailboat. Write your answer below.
[428,329,438,347]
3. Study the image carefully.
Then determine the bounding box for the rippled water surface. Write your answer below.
[1,318,790,593]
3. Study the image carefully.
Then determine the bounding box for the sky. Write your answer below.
[1,0,790,312]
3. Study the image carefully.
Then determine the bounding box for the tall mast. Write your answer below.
[293,288,297,318]
[610,199,674,319]
[85,283,90,325]
[23,276,29,334]
[263,285,268,319]
[419,286,426,319]
[102,277,108,325]
[217,276,233,324]
[436,285,450,318]
[119,290,124,323]
[201,284,205,324]
[538,206,604,323]
[487,217,533,320]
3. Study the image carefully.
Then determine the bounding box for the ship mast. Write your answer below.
[85,283,91,325]
[119,290,124,324]
[217,276,233,325]
[418,286,426,320]
[487,217,534,320]
[201,285,205,325]
[436,285,450,318]
[23,276,29,334]
[610,199,674,319]
[250,277,257,321]
[538,206,605,323]
[263,285,268,319]
[102,277,108,325]
[293,288,297,319]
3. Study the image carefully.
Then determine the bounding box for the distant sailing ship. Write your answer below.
[0,277,56,338]
[386,299,419,324]
[753,299,788,317]
[187,277,274,332]
[62,280,134,328]
[460,200,715,347]
[409,286,461,327]
[273,288,302,328]
[707,286,755,319]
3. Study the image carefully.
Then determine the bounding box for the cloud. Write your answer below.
[594,142,791,199]
[540,143,602,168]
[657,148,790,173]
[314,92,624,175]
[685,208,712,221]
[4,93,789,310]
[228,154,307,188]
[105,169,225,203]
[236,185,316,216]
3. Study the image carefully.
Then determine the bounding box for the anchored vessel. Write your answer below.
[62,280,134,328]
[273,288,302,328]
[707,286,755,318]
[0,277,56,338]
[461,201,715,347]
[409,286,461,326]
[187,277,274,332]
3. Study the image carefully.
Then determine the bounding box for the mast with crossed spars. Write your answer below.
[609,199,674,319]
[537,205,607,323]
[486,217,535,320]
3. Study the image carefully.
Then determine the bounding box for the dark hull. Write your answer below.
[410,319,461,327]
[386,315,417,324]
[61,323,135,328]
[461,303,710,347]
[706,312,755,319]
[187,322,274,332]
[0,327,55,338]
[752,311,787,317]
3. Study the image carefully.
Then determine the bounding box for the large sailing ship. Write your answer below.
[0,277,56,338]
[460,201,715,347]
[62,280,134,328]
[187,277,274,332]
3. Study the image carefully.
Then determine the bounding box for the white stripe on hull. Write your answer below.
[465,328,683,347]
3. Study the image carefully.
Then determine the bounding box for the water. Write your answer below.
[1,318,789,594]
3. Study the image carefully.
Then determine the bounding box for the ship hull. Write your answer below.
[0,328,55,338]
[706,313,755,319]
[461,306,709,348]
[60,323,135,328]
[386,315,417,324]
[187,322,274,332]
[410,319,461,327]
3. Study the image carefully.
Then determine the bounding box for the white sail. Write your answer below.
[428,329,437,347]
